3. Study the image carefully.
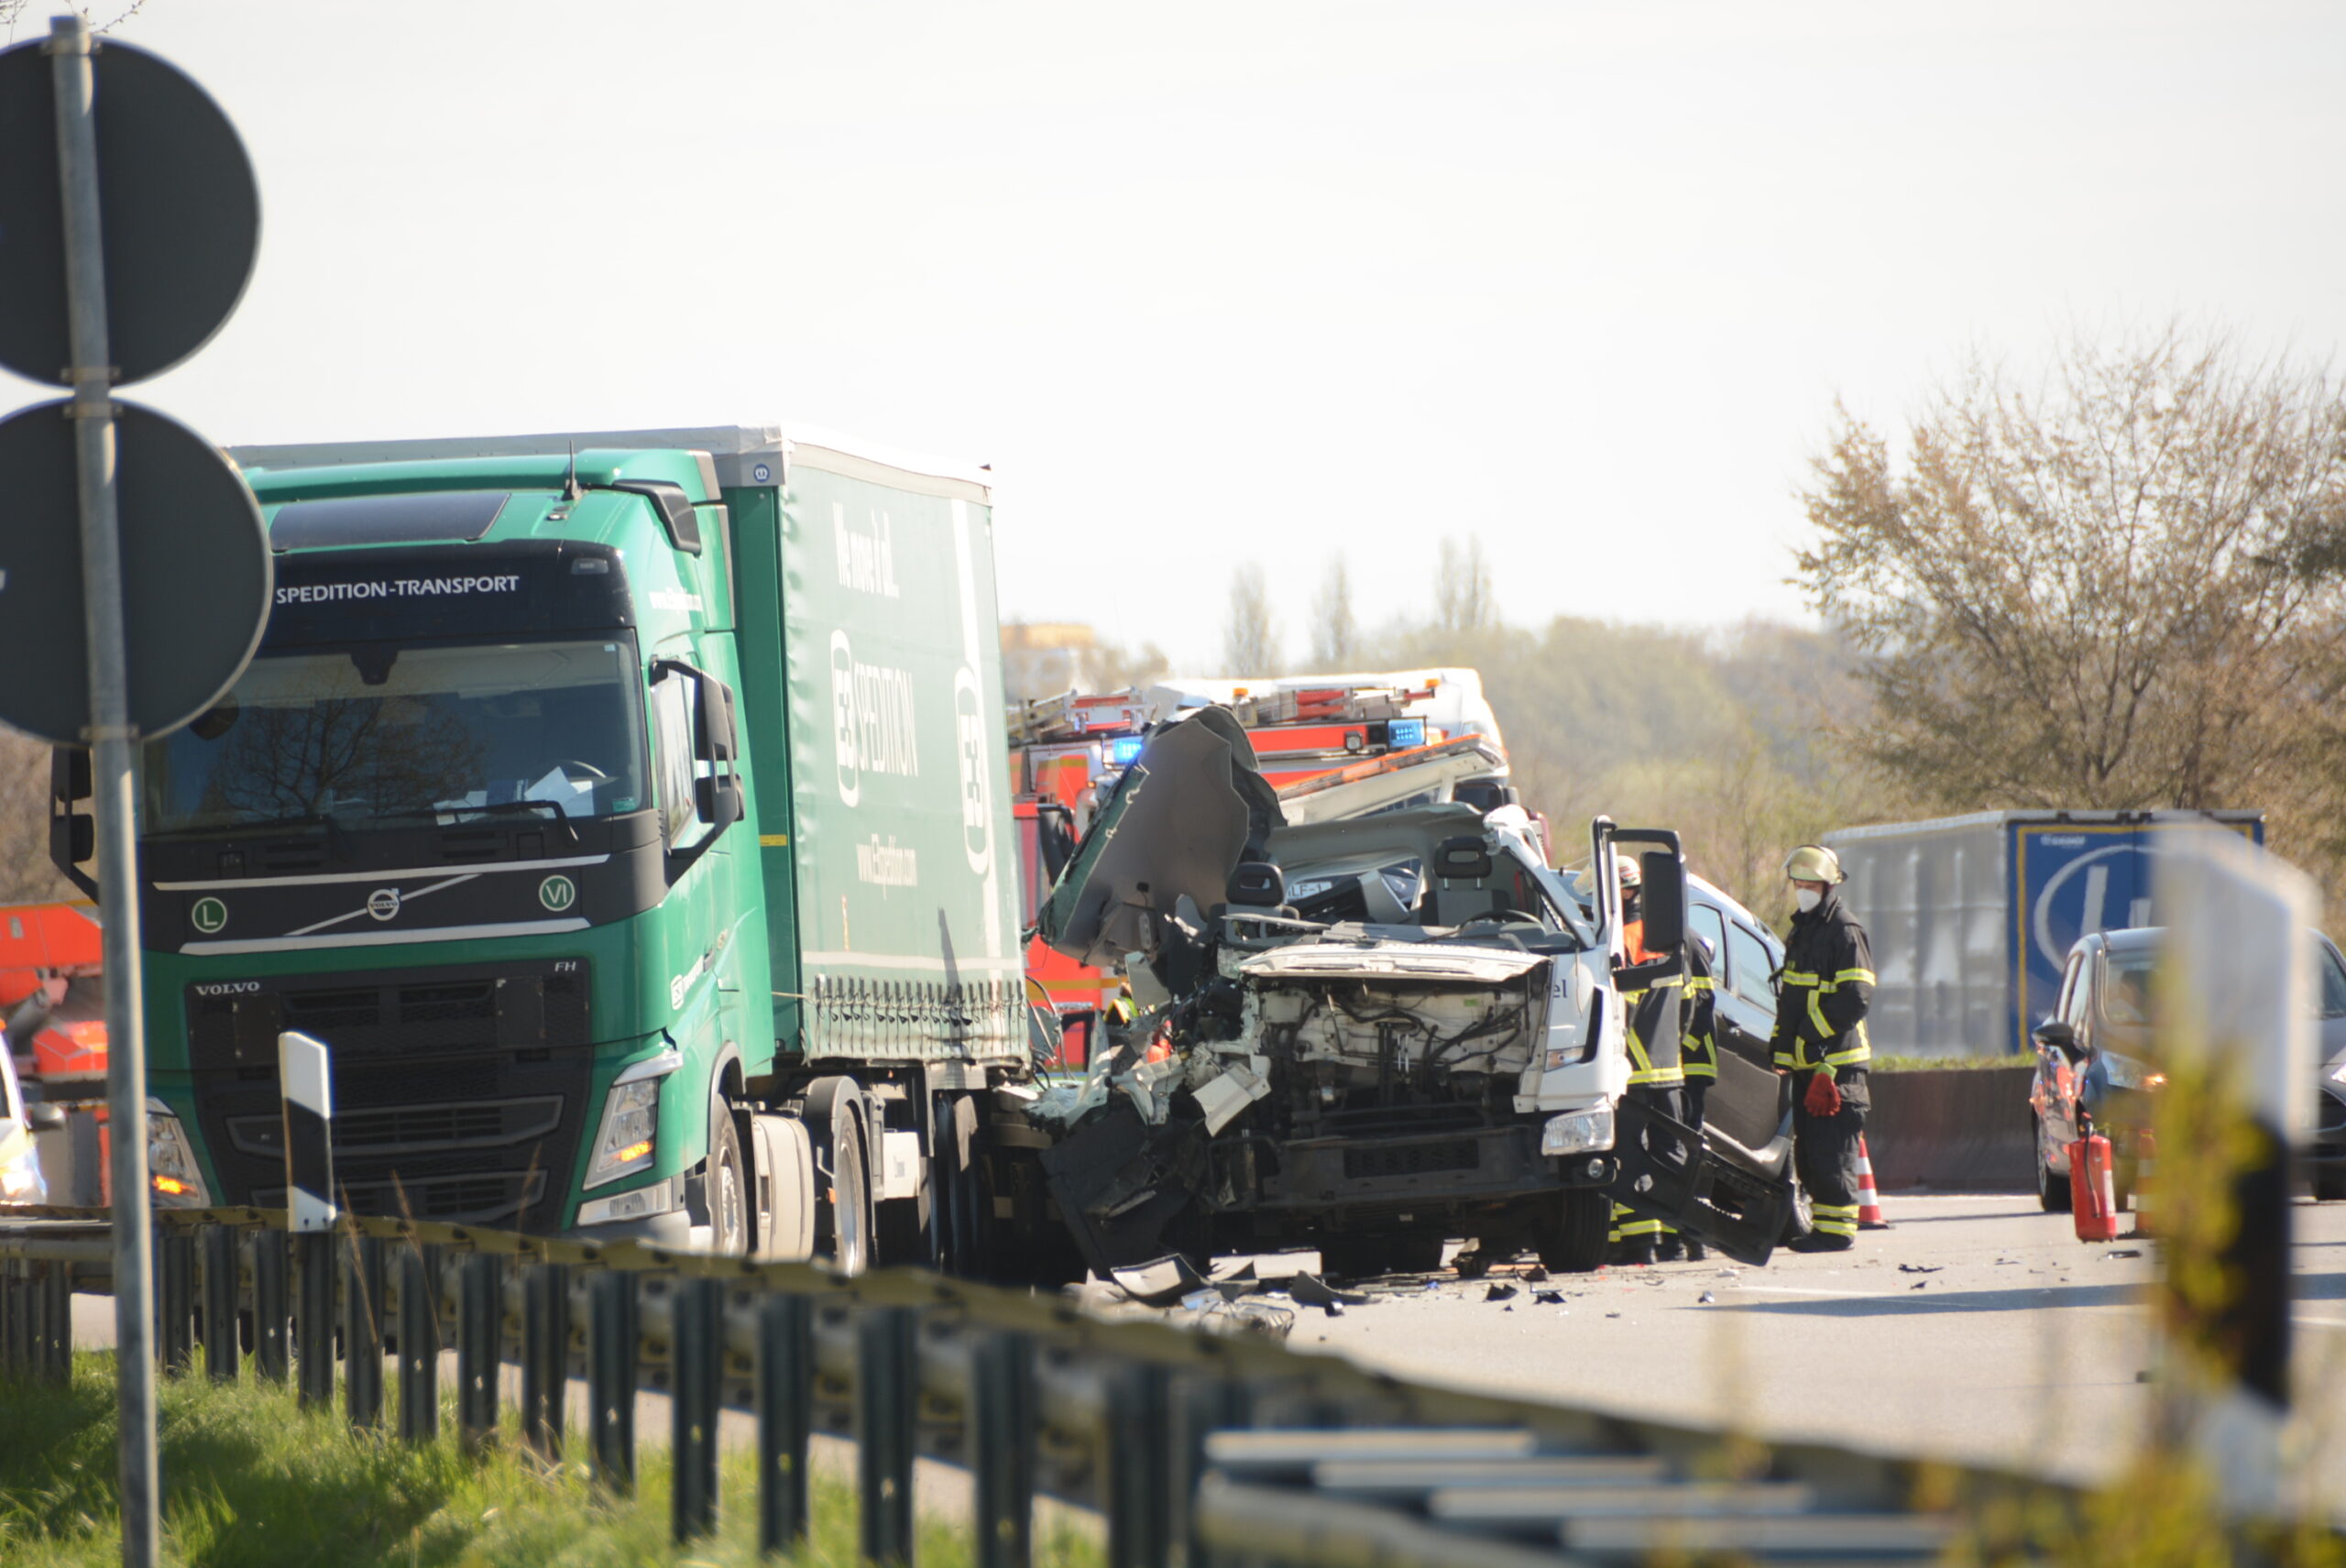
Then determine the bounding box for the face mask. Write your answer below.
[1794,887,1823,914]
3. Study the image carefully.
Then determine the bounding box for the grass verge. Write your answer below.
[1866,1054,2028,1073]
[0,1353,1102,1568]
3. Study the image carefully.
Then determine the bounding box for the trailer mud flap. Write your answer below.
[1603,1096,1789,1267]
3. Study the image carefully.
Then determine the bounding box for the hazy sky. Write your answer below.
[12,2,2344,668]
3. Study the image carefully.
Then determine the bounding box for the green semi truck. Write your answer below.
[51,425,1048,1273]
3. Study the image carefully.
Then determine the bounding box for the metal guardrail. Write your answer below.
[4,1203,2050,1565]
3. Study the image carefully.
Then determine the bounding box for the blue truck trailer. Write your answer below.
[1824,810,2264,1060]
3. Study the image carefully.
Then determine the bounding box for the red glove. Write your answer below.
[1803,1070,1843,1117]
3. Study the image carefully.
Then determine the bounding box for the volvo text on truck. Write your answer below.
[49,425,1052,1275]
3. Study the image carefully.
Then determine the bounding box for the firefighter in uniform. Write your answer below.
[1770,844,1874,1253]
[1608,857,1689,1265]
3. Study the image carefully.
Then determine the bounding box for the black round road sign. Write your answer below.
[0,38,261,388]
[0,400,270,743]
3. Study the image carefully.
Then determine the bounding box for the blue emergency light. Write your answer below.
[1387,718,1427,750]
[1109,736,1146,767]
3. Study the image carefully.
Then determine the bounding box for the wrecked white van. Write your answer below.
[1030,707,1796,1277]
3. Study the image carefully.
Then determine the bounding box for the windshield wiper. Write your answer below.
[424,797,580,844]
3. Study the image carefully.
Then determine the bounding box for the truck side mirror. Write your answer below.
[694,775,743,833]
[696,676,739,763]
[49,747,97,900]
[26,1102,65,1132]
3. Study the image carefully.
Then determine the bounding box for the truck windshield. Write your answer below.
[141,636,647,835]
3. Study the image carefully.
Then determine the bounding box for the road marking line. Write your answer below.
[1732,1285,1893,1299]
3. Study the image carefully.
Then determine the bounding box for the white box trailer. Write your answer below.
[1825,809,2264,1060]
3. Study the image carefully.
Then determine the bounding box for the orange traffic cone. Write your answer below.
[1856,1135,1890,1229]
[2132,1128,2156,1238]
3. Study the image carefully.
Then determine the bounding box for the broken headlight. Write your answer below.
[1540,1104,1616,1157]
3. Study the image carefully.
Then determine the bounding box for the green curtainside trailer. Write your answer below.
[53,426,1049,1274]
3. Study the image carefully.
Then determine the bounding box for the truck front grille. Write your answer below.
[256,1171,546,1229]
[188,957,591,1235]
[225,1096,564,1158]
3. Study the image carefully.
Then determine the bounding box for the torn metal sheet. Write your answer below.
[1192,1062,1269,1135]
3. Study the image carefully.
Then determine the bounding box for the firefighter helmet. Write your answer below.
[1615,855,1642,888]
[1783,844,1845,885]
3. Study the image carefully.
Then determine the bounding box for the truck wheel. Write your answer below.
[2035,1115,2071,1212]
[829,1105,873,1277]
[1537,1189,1610,1274]
[708,1110,750,1256]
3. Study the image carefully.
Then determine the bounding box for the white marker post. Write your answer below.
[2154,826,2313,1516]
[280,1030,338,1407]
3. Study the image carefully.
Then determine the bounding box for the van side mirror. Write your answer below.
[1638,847,1686,954]
[2034,1019,2079,1058]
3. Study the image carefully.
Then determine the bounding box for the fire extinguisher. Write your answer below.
[2069,1108,2121,1243]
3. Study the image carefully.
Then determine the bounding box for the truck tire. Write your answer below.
[748,1113,817,1261]
[806,1080,873,1277]
[708,1109,750,1255]
[2035,1115,2071,1212]
[933,1092,990,1277]
[1537,1189,1610,1274]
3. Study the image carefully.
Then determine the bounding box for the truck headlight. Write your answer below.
[585,1050,677,1189]
[147,1100,212,1207]
[2328,1059,2346,1088]
[1541,1104,1616,1157]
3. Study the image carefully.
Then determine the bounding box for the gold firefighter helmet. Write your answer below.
[1782,844,1845,884]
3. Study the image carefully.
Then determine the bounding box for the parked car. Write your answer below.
[2030,927,2346,1211]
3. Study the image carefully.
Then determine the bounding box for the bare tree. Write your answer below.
[1795,324,2346,817]
[6,3,150,40]
[1434,536,1496,634]
[1222,563,1281,677]
[1308,556,1359,670]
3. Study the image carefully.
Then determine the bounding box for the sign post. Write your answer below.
[47,19,160,1562]
[0,20,264,1568]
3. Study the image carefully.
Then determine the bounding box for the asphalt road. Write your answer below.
[1299,1193,2346,1510]
[64,1192,2346,1519]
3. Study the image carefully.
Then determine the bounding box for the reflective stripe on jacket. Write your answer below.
[1770,887,1875,1073]
[1620,970,1686,1087]
[1680,942,1719,1082]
